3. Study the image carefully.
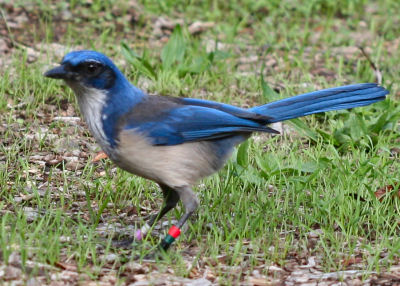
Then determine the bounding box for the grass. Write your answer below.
[0,0,400,284]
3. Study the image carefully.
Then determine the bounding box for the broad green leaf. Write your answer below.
[260,62,280,102]
[289,118,319,142]
[161,25,187,68]
[236,140,249,167]
[121,42,157,79]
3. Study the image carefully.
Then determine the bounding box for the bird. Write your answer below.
[44,50,388,250]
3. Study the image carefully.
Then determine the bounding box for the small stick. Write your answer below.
[359,46,382,85]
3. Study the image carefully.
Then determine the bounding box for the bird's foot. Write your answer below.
[111,224,152,249]
[132,225,182,260]
[134,250,164,261]
[111,237,136,249]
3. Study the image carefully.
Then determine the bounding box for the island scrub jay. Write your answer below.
[44,50,388,250]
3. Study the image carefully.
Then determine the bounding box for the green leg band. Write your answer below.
[160,234,175,250]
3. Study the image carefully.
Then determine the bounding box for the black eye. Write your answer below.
[84,62,102,75]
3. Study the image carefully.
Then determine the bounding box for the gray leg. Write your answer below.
[159,186,199,250]
[135,184,180,240]
[114,184,180,248]
[147,184,180,226]
[175,186,199,228]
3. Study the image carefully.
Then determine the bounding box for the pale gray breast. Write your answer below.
[114,130,235,187]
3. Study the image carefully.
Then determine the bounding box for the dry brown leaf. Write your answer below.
[375,184,400,201]
[342,257,363,267]
[188,21,214,35]
[92,151,108,162]
[3,265,23,281]
[54,261,78,271]
[249,277,270,286]
[188,267,200,278]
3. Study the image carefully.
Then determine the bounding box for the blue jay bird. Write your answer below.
[44,50,388,250]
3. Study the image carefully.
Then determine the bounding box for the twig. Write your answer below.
[359,46,382,85]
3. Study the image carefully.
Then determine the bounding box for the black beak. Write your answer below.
[44,65,76,80]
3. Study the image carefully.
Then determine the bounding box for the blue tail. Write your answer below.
[250,83,388,123]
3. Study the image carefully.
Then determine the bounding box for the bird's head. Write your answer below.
[44,50,123,92]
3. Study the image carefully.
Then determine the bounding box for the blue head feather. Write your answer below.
[60,50,147,146]
[61,50,124,90]
[62,50,117,68]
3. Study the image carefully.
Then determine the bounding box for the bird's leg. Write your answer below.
[135,184,180,241]
[159,186,199,250]
[113,184,180,248]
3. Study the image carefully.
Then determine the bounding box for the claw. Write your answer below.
[111,237,135,249]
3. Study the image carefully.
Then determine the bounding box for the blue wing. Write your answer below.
[179,98,271,123]
[120,83,387,146]
[122,99,278,146]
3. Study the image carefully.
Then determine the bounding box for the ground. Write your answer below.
[1,0,400,285]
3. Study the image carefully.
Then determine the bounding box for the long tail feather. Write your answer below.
[250,83,388,123]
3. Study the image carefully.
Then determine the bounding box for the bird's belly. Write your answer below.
[112,131,231,187]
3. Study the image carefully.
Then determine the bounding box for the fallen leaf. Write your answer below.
[249,277,269,286]
[3,265,22,281]
[375,184,400,201]
[342,257,363,267]
[54,261,78,271]
[188,21,214,35]
[92,151,108,162]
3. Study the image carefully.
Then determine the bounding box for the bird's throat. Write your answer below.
[72,85,111,152]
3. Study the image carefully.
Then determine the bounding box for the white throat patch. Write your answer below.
[68,83,110,150]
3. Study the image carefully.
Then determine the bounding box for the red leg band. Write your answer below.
[168,225,181,239]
